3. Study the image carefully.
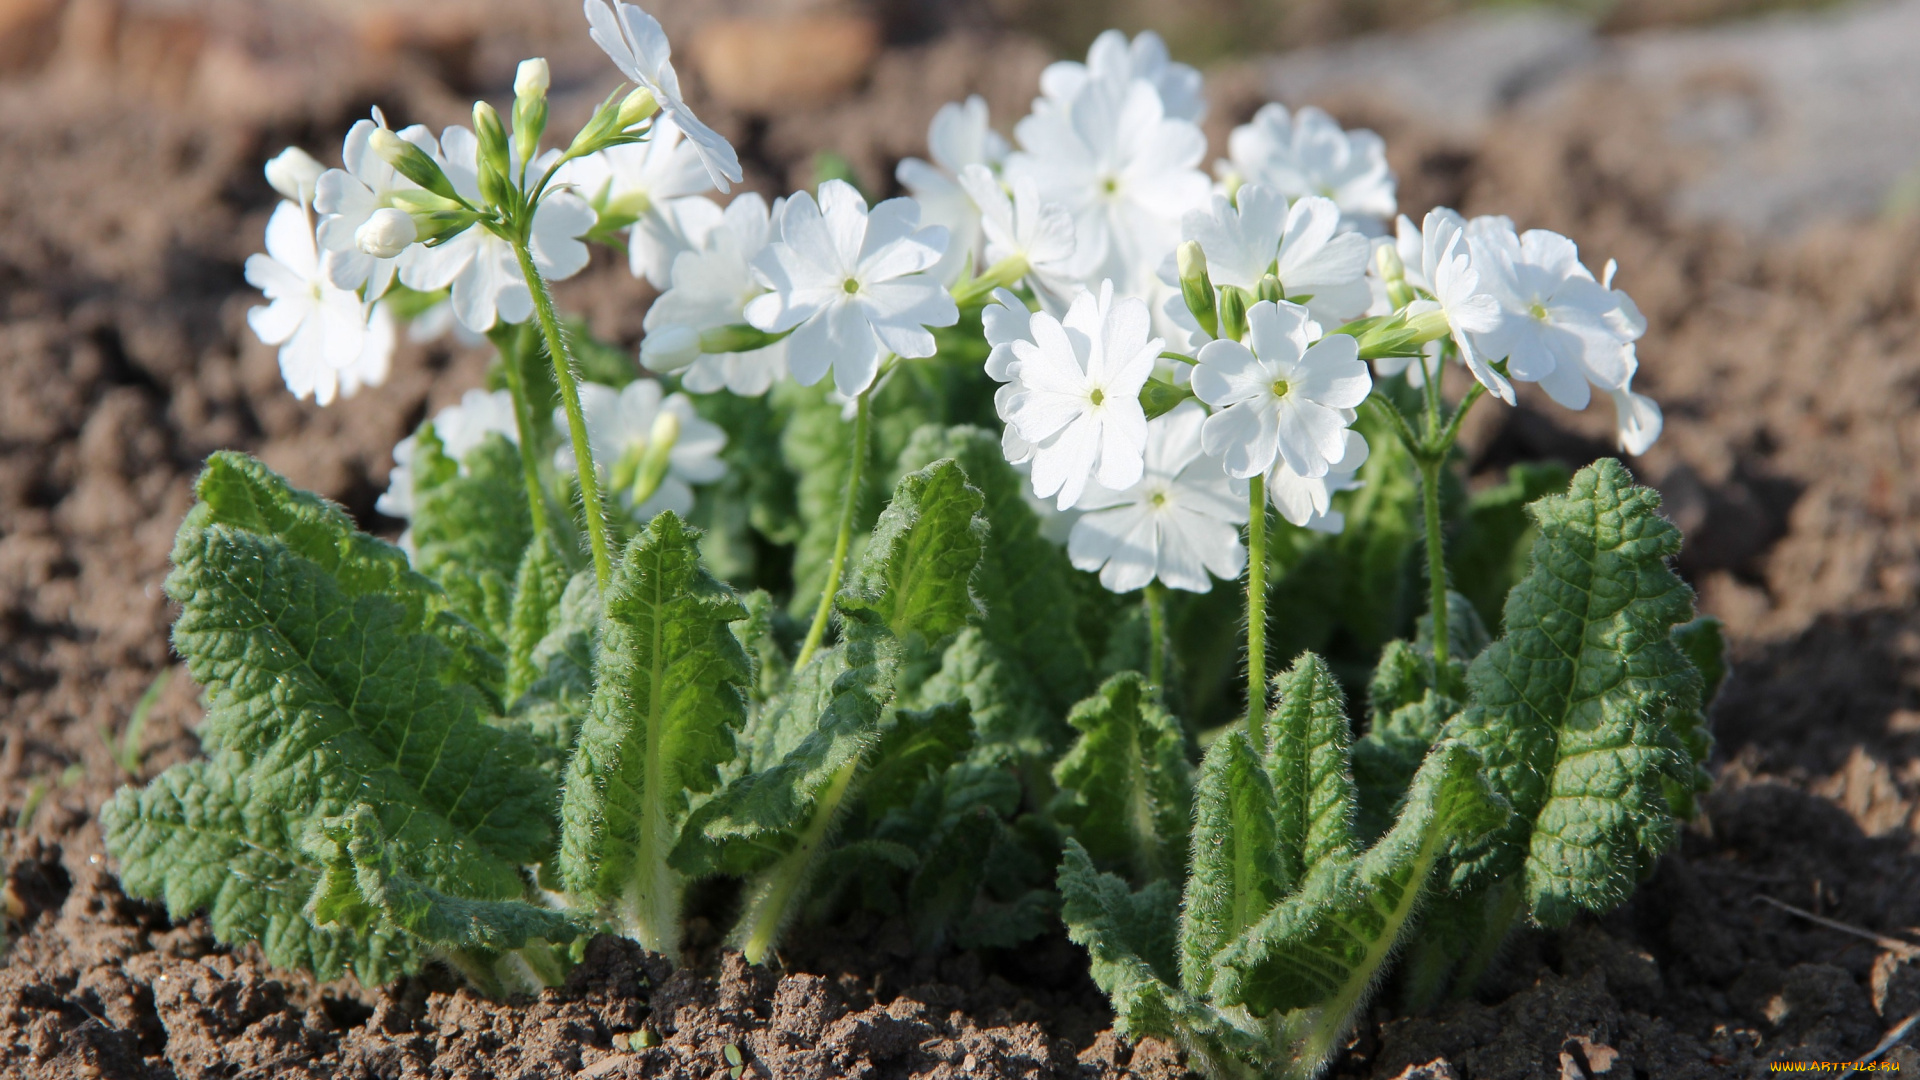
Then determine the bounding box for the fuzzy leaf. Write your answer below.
[506,533,573,702]
[1051,672,1192,883]
[558,513,750,949]
[1179,730,1285,999]
[912,627,1054,765]
[411,431,533,647]
[841,459,986,649]
[506,567,600,765]
[310,805,584,952]
[1267,654,1359,887]
[1443,459,1702,925]
[1666,615,1726,817]
[1452,463,1571,633]
[858,701,974,827]
[732,589,791,706]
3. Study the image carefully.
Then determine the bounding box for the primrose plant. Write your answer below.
[102,5,1722,1075]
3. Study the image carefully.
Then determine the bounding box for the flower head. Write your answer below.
[265,146,325,206]
[397,126,596,332]
[1267,428,1368,533]
[1466,219,1638,410]
[642,192,789,396]
[1191,298,1370,480]
[1067,401,1246,594]
[1376,209,1502,391]
[1225,104,1396,232]
[1168,187,1372,338]
[314,112,437,294]
[1038,29,1205,125]
[958,164,1077,305]
[896,96,1011,284]
[245,201,395,406]
[584,0,743,193]
[980,287,1038,464]
[377,389,521,521]
[1002,281,1161,509]
[744,180,956,397]
[556,380,728,522]
[558,119,719,288]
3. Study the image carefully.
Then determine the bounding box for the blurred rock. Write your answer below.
[692,14,881,113]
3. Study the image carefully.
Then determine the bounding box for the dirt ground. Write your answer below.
[4,2,1920,1077]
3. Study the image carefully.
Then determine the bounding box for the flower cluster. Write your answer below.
[242,4,1663,603]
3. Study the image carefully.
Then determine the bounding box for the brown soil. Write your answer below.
[5,5,1920,1078]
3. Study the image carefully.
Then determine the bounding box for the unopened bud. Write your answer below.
[369,129,460,202]
[513,59,550,166]
[1256,272,1283,305]
[1218,286,1250,343]
[472,101,514,207]
[616,86,659,130]
[639,323,701,373]
[355,208,418,258]
[629,409,681,507]
[514,58,550,100]
[265,146,324,206]
[1176,241,1218,339]
[1377,244,1416,310]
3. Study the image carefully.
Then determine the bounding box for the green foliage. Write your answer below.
[1450,462,1571,632]
[101,453,553,984]
[1051,673,1192,883]
[1442,459,1704,926]
[558,513,751,956]
[410,430,532,647]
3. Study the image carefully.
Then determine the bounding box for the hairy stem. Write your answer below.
[512,237,612,590]
[1145,580,1167,692]
[736,758,858,964]
[1419,454,1449,674]
[485,323,556,551]
[794,388,871,671]
[1246,474,1269,756]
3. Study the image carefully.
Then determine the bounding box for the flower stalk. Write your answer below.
[484,322,556,550]
[794,384,873,670]
[1245,473,1269,755]
[1145,580,1168,692]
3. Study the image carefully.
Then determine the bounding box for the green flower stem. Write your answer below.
[738,757,858,964]
[1246,473,1269,755]
[511,236,613,591]
[1145,580,1168,692]
[485,323,556,551]
[1418,453,1450,674]
[793,386,872,671]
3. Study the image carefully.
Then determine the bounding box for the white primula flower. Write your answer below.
[896,96,1011,284]
[557,119,718,288]
[1068,401,1246,594]
[642,193,790,396]
[1002,281,1160,510]
[398,127,596,333]
[1192,298,1370,480]
[556,380,728,522]
[265,146,324,206]
[377,388,521,521]
[957,165,1078,306]
[1376,209,1502,391]
[1609,382,1663,456]
[744,180,956,397]
[1169,187,1372,335]
[314,112,437,295]
[1038,29,1205,124]
[1467,218,1636,409]
[1225,104,1396,232]
[584,0,743,193]
[980,287,1038,464]
[1267,428,1368,533]
[1004,75,1209,297]
[245,201,395,406]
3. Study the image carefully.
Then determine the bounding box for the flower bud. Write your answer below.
[1176,240,1218,340]
[639,324,701,373]
[472,101,515,208]
[1256,272,1283,305]
[616,86,659,131]
[629,409,681,507]
[514,58,550,100]
[513,58,550,167]
[265,146,324,206]
[355,208,418,259]
[369,129,461,202]
[1218,286,1250,344]
[1376,244,1416,310]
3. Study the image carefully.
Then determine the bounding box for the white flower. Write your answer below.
[1609,383,1663,456]
[1377,209,1502,391]
[584,0,743,194]
[1004,75,1209,297]
[265,146,324,206]
[314,113,437,295]
[1067,401,1246,594]
[1225,104,1396,232]
[556,380,728,522]
[1466,219,1636,409]
[377,389,522,521]
[1192,299,1370,480]
[1267,428,1368,533]
[744,180,956,397]
[356,208,417,259]
[980,287,1038,464]
[957,165,1077,305]
[1002,281,1160,510]
[407,298,488,347]
[1169,187,1372,335]
[896,96,1011,284]
[245,201,395,406]
[642,192,790,396]
[398,126,596,333]
[1038,29,1205,125]
[558,119,719,288]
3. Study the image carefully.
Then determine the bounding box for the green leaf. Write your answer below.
[1267,653,1358,888]
[505,566,600,770]
[779,382,879,620]
[1179,730,1284,999]
[857,701,974,827]
[1450,463,1571,633]
[731,588,791,706]
[411,431,533,647]
[506,533,573,702]
[104,453,552,983]
[558,513,751,954]
[841,459,986,649]
[1210,741,1508,1071]
[310,804,584,952]
[1665,615,1726,817]
[912,627,1055,766]
[1050,672,1192,883]
[1443,459,1702,926]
